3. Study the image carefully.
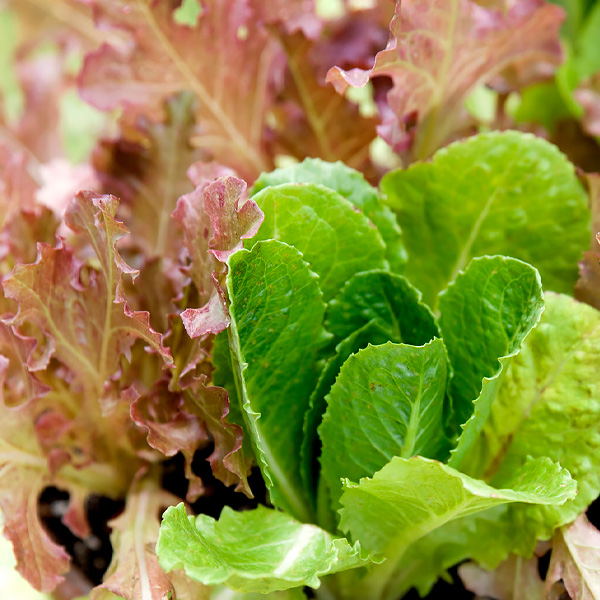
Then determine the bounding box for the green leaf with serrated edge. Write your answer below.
[325,270,439,349]
[300,321,391,505]
[248,183,387,301]
[380,131,589,309]
[460,293,600,546]
[157,504,368,594]
[439,256,544,467]
[225,240,330,521]
[251,159,406,272]
[319,340,449,514]
[338,456,575,600]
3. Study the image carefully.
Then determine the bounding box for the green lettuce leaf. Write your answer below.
[380,131,589,309]
[300,270,440,503]
[248,183,387,301]
[395,293,600,594]
[325,270,439,349]
[338,456,576,600]
[463,293,600,540]
[251,159,406,272]
[300,321,391,503]
[439,256,544,466]
[225,240,329,521]
[319,340,449,513]
[157,504,368,594]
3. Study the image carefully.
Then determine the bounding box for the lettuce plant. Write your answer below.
[1,1,600,600]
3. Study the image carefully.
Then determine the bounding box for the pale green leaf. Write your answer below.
[157,504,367,594]
[462,293,600,542]
[248,183,387,301]
[338,457,575,600]
[394,293,600,594]
[225,240,329,521]
[380,131,589,308]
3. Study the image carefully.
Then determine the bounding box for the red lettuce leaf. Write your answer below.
[78,0,281,179]
[545,514,600,599]
[175,176,263,339]
[184,376,252,498]
[0,392,70,591]
[576,73,600,139]
[269,28,379,172]
[89,474,179,600]
[3,192,172,407]
[130,382,209,502]
[575,173,600,310]
[93,93,201,262]
[327,0,564,161]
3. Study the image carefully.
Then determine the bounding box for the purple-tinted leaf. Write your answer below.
[79,0,280,179]
[270,28,379,172]
[327,0,564,161]
[546,515,600,600]
[0,398,70,592]
[576,74,600,139]
[90,475,178,600]
[130,382,208,502]
[3,192,172,403]
[0,325,48,407]
[0,147,38,226]
[185,376,252,498]
[458,555,544,600]
[175,176,263,339]
[93,94,201,261]
[576,173,600,310]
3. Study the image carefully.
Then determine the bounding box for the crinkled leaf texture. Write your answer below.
[93,92,201,262]
[440,256,544,465]
[380,131,589,309]
[546,514,600,599]
[338,456,575,600]
[3,192,172,399]
[176,176,263,339]
[157,503,368,593]
[79,0,279,178]
[319,340,449,512]
[249,183,387,302]
[0,401,70,592]
[225,239,330,521]
[396,293,600,596]
[327,0,563,160]
[251,158,406,273]
[463,293,600,544]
